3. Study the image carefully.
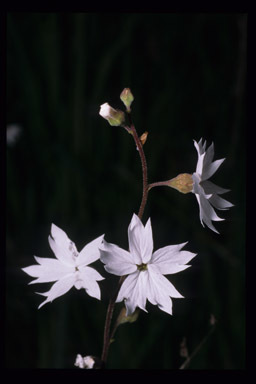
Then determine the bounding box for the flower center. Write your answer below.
[136,263,148,271]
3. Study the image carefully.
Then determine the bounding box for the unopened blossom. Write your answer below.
[99,102,125,126]
[22,224,104,308]
[100,214,196,316]
[192,138,233,233]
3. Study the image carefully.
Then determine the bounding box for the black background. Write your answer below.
[6,12,246,369]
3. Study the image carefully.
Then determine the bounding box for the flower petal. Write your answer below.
[195,195,220,233]
[22,256,74,284]
[208,194,234,210]
[200,180,230,195]
[199,194,224,222]
[151,249,196,275]
[75,267,103,300]
[37,274,75,308]
[128,214,145,264]
[142,218,154,263]
[117,271,148,316]
[100,241,137,276]
[152,242,188,263]
[77,234,104,266]
[203,142,215,169]
[128,214,153,264]
[146,268,176,315]
[202,158,225,181]
[79,265,104,281]
[148,265,184,298]
[48,224,75,266]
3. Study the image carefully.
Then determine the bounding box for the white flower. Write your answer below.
[22,224,104,308]
[192,138,233,233]
[100,214,196,316]
[74,354,95,369]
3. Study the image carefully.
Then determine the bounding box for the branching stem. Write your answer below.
[101,111,149,365]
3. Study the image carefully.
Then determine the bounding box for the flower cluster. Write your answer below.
[22,88,233,369]
[23,215,195,315]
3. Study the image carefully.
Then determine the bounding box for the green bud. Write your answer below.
[99,103,125,126]
[120,88,134,111]
[116,307,140,326]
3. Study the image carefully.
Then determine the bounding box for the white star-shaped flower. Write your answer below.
[22,224,104,308]
[192,138,233,233]
[100,214,196,316]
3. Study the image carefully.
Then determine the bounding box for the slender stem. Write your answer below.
[148,180,170,190]
[129,124,148,220]
[179,324,216,370]
[101,276,125,364]
[100,111,149,366]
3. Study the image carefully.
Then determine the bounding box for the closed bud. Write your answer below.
[140,131,148,146]
[99,103,125,126]
[168,173,193,194]
[116,306,140,326]
[120,88,134,111]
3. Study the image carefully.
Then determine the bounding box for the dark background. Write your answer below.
[6,13,246,369]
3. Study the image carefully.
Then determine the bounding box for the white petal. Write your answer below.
[78,265,104,281]
[203,142,215,169]
[148,265,183,298]
[116,272,139,302]
[199,194,224,222]
[122,271,148,316]
[116,271,149,315]
[146,268,174,315]
[208,194,234,210]
[100,241,137,276]
[202,158,225,180]
[22,257,74,284]
[196,152,205,175]
[200,180,230,195]
[48,224,75,266]
[152,263,190,275]
[196,195,220,233]
[151,248,196,274]
[152,242,188,263]
[37,274,75,308]
[156,294,173,315]
[128,214,146,264]
[76,267,103,300]
[142,218,154,263]
[194,139,206,156]
[76,234,104,266]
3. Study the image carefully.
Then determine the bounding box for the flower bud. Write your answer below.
[120,88,134,111]
[168,173,193,194]
[99,103,125,126]
[116,306,140,326]
[140,131,148,146]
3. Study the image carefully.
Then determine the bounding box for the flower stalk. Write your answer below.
[101,109,150,365]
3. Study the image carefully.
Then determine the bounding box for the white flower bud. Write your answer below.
[99,103,125,126]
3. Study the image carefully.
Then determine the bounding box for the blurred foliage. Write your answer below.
[6,13,246,369]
